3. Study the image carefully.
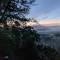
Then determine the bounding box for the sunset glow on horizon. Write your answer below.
[38,19,60,26]
[26,19,60,26]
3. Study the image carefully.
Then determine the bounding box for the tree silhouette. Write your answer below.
[0,0,35,24]
[0,0,41,60]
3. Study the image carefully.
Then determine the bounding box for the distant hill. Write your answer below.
[32,24,60,33]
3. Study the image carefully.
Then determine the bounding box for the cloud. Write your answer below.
[39,19,60,26]
[28,0,60,19]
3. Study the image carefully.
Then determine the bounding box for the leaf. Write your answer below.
[0,0,9,4]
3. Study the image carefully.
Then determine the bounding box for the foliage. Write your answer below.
[0,0,35,23]
[37,43,59,60]
[0,25,40,59]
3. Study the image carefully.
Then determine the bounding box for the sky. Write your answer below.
[27,0,60,25]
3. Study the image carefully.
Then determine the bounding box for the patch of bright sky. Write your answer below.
[27,0,60,20]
